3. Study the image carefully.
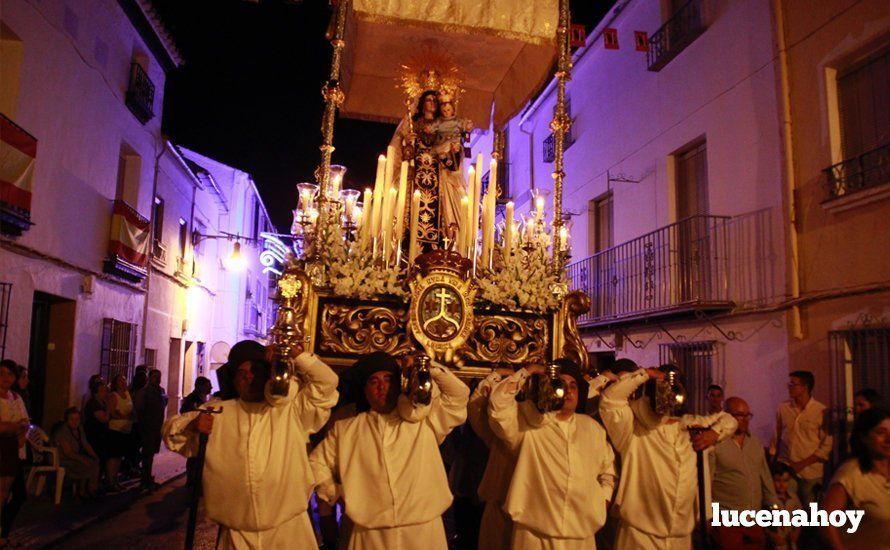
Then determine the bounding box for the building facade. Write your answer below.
[505,0,889,444]
[0,0,276,425]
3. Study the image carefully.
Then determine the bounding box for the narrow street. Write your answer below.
[50,477,219,550]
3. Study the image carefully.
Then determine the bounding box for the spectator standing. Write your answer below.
[0,361,28,546]
[53,407,100,497]
[179,376,212,487]
[83,380,114,489]
[134,369,167,489]
[770,371,833,504]
[709,396,778,549]
[11,364,30,418]
[821,407,890,550]
[707,384,725,414]
[769,463,802,549]
[81,374,105,413]
[853,388,883,416]
[106,374,134,491]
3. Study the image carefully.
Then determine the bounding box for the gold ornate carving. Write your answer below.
[462,315,550,366]
[319,303,414,356]
[560,290,590,372]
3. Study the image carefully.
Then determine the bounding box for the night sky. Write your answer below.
[155,0,614,231]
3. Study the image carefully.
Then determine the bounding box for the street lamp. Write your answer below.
[224,241,248,272]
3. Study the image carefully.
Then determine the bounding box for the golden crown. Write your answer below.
[399,45,464,106]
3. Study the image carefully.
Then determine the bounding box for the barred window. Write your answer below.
[100,319,137,381]
[659,341,719,415]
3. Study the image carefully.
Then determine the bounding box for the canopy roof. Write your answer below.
[339,0,558,128]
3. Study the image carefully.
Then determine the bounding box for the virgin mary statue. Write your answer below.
[389,88,469,253]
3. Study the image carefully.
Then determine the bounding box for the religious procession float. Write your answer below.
[266,0,591,390]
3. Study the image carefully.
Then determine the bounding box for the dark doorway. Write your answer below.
[28,292,76,429]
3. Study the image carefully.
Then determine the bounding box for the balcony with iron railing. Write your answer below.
[824,142,890,203]
[567,215,733,327]
[125,63,155,124]
[647,0,707,72]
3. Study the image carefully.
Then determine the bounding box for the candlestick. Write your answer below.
[408,189,420,263]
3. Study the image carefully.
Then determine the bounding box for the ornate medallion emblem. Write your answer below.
[408,251,476,362]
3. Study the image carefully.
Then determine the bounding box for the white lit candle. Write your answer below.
[458,194,469,256]
[371,154,386,239]
[381,187,397,262]
[408,190,421,263]
[504,200,514,262]
[393,162,408,250]
[535,193,545,224]
[361,187,373,247]
[558,225,568,252]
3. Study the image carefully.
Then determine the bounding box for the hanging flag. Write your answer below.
[0,114,37,222]
[570,24,586,48]
[634,31,649,52]
[108,199,150,269]
[603,28,619,50]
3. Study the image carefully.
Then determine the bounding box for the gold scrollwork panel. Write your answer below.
[318,302,415,358]
[461,314,550,367]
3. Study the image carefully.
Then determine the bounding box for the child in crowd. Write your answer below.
[768,463,802,549]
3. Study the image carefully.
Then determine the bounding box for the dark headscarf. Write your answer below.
[215,340,267,400]
[554,358,589,413]
[344,352,401,413]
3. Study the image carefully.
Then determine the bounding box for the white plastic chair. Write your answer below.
[25,426,65,505]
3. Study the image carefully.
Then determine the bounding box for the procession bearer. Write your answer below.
[599,361,737,549]
[310,351,469,550]
[163,342,339,549]
[488,360,617,549]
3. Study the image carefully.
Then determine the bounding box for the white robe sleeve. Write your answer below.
[683,411,738,442]
[265,352,340,435]
[487,368,530,453]
[162,410,202,458]
[598,437,618,497]
[425,364,470,444]
[587,374,612,399]
[599,369,649,455]
[309,421,341,505]
[467,372,501,447]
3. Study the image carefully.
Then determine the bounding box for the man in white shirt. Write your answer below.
[488,360,616,549]
[163,343,339,549]
[310,351,469,550]
[769,370,833,504]
[600,362,737,550]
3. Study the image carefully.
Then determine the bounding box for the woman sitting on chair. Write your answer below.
[52,407,100,498]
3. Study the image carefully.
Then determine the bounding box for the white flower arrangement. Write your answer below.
[313,210,406,299]
[476,231,564,313]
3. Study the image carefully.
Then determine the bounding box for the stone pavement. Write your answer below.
[9,448,187,548]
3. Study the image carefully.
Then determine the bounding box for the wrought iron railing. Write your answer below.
[125,63,155,124]
[824,142,890,200]
[647,0,706,72]
[567,215,732,326]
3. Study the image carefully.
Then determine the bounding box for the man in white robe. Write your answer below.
[488,360,617,549]
[310,351,469,550]
[163,346,339,549]
[466,372,514,550]
[599,362,737,550]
